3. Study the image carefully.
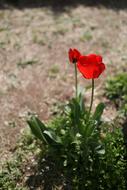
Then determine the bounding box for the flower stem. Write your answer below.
[74,63,78,98]
[88,78,94,118]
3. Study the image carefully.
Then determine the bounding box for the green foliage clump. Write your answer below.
[0,129,39,190]
[105,73,127,115]
[27,94,126,190]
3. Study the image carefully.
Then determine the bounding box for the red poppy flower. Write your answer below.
[68,48,81,63]
[77,54,105,79]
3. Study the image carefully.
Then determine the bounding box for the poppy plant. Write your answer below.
[68,48,81,98]
[77,53,105,119]
[68,48,81,64]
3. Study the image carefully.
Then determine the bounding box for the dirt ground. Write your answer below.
[0,1,127,164]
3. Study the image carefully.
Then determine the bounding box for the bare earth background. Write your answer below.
[0,0,127,164]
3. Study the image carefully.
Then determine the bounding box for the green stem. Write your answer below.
[88,78,94,118]
[74,63,78,98]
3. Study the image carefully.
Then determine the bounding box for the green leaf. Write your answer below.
[93,103,105,122]
[78,93,85,113]
[83,122,95,138]
[95,145,105,155]
[27,118,43,141]
[27,116,47,143]
[34,117,47,133]
[43,130,62,145]
[27,116,62,146]
[97,149,105,155]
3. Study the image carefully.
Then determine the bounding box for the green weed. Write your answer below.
[27,94,126,189]
[0,129,40,190]
[105,73,127,115]
[80,31,92,42]
[33,34,46,46]
[48,65,59,78]
[17,60,38,68]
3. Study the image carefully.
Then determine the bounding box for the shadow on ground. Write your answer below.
[1,0,127,12]
[25,155,70,190]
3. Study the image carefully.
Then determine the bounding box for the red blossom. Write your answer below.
[68,48,81,63]
[77,54,105,79]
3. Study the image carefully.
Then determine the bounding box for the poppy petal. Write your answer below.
[77,54,105,79]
